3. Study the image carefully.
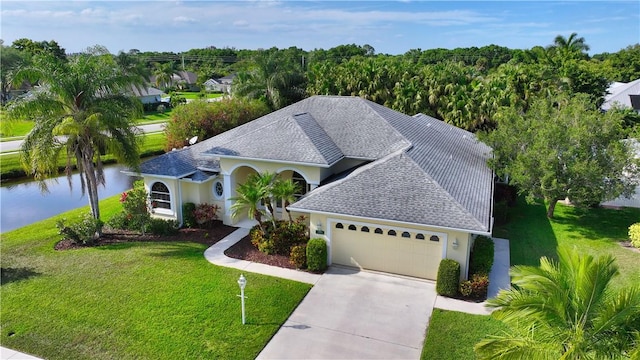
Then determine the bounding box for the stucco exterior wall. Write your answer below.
[144,176,181,223]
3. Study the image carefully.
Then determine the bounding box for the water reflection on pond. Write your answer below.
[1,165,138,233]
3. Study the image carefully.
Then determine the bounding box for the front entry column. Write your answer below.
[222,173,233,225]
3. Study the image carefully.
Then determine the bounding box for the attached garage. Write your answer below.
[329,221,445,280]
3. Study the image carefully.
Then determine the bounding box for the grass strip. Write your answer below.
[421,309,507,360]
[1,195,311,360]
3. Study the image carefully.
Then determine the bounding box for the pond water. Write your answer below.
[1,165,138,233]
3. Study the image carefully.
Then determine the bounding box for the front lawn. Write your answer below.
[173,91,224,100]
[421,309,506,359]
[0,195,311,359]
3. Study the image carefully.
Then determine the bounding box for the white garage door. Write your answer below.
[331,222,443,280]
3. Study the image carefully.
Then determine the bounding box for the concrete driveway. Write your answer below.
[257,266,436,359]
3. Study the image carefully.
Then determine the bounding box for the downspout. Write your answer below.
[177,178,184,227]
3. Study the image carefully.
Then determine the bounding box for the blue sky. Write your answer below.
[1,1,638,55]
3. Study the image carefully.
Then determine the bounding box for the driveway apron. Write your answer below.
[257,266,436,359]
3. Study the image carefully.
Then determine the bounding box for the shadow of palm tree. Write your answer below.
[1,267,41,285]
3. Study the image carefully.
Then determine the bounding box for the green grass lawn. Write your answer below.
[421,309,507,360]
[1,195,311,359]
[174,92,224,100]
[423,198,640,359]
[1,133,167,180]
[137,109,173,124]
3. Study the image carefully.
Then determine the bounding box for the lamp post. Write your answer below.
[237,274,247,325]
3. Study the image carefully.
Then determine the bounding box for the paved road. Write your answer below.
[0,123,166,154]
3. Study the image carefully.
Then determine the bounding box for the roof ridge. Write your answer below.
[400,151,488,231]
[291,112,343,164]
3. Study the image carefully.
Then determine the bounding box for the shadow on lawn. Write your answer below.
[550,205,639,242]
[1,267,41,285]
[493,197,558,267]
[94,241,206,259]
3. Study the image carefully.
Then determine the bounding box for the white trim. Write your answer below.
[149,180,175,216]
[213,154,337,169]
[123,171,196,180]
[224,162,262,176]
[289,207,491,236]
[275,167,312,184]
[213,180,224,200]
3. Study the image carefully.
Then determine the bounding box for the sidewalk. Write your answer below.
[0,346,42,360]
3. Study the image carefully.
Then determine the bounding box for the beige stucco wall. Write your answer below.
[220,158,323,186]
[143,176,181,222]
[308,212,472,281]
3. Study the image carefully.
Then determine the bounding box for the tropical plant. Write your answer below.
[271,178,301,223]
[475,246,640,359]
[229,174,267,232]
[233,51,307,110]
[7,51,144,237]
[153,61,178,90]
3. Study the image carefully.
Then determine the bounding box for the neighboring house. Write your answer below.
[602,78,640,112]
[129,96,494,280]
[130,86,164,104]
[150,70,199,91]
[601,138,640,208]
[204,74,235,93]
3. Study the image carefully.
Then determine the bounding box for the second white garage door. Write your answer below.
[330,222,443,280]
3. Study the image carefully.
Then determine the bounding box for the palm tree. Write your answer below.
[7,52,144,230]
[254,172,278,225]
[272,178,301,223]
[233,52,306,110]
[229,174,267,232]
[475,246,640,359]
[153,61,178,90]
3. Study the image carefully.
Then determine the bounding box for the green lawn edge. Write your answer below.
[1,195,311,360]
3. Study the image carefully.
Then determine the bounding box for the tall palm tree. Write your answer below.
[272,178,301,223]
[229,174,267,232]
[475,246,640,359]
[153,61,178,90]
[7,52,144,228]
[233,52,306,110]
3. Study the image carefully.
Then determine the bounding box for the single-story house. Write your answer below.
[130,96,494,280]
[130,86,164,104]
[602,78,640,113]
[204,74,236,93]
[150,70,199,91]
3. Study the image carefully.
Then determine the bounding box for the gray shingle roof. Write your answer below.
[138,140,220,177]
[290,151,489,232]
[202,96,410,163]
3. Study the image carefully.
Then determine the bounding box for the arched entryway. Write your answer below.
[228,165,260,225]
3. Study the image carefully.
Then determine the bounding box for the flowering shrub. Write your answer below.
[108,180,151,233]
[193,203,220,226]
[56,213,104,245]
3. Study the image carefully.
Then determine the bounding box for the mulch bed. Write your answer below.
[53,222,298,270]
[224,235,296,269]
[54,221,237,251]
[619,240,640,253]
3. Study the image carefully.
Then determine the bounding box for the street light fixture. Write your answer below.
[237,274,247,325]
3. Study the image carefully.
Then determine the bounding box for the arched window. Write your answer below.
[361,226,370,233]
[374,228,383,234]
[348,224,357,231]
[292,171,308,200]
[335,223,344,229]
[150,182,171,210]
[388,230,397,236]
[416,234,425,240]
[430,235,440,242]
[401,231,411,238]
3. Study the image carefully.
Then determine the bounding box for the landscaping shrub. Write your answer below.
[269,220,307,255]
[182,203,196,228]
[107,181,151,233]
[193,203,220,227]
[306,238,327,272]
[250,226,266,248]
[469,273,490,300]
[289,244,307,269]
[147,218,180,235]
[165,97,269,150]
[469,235,494,276]
[56,213,104,245]
[630,223,640,249]
[436,259,460,297]
[459,280,472,297]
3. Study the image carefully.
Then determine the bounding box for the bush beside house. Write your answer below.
[436,259,460,297]
[306,238,328,272]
